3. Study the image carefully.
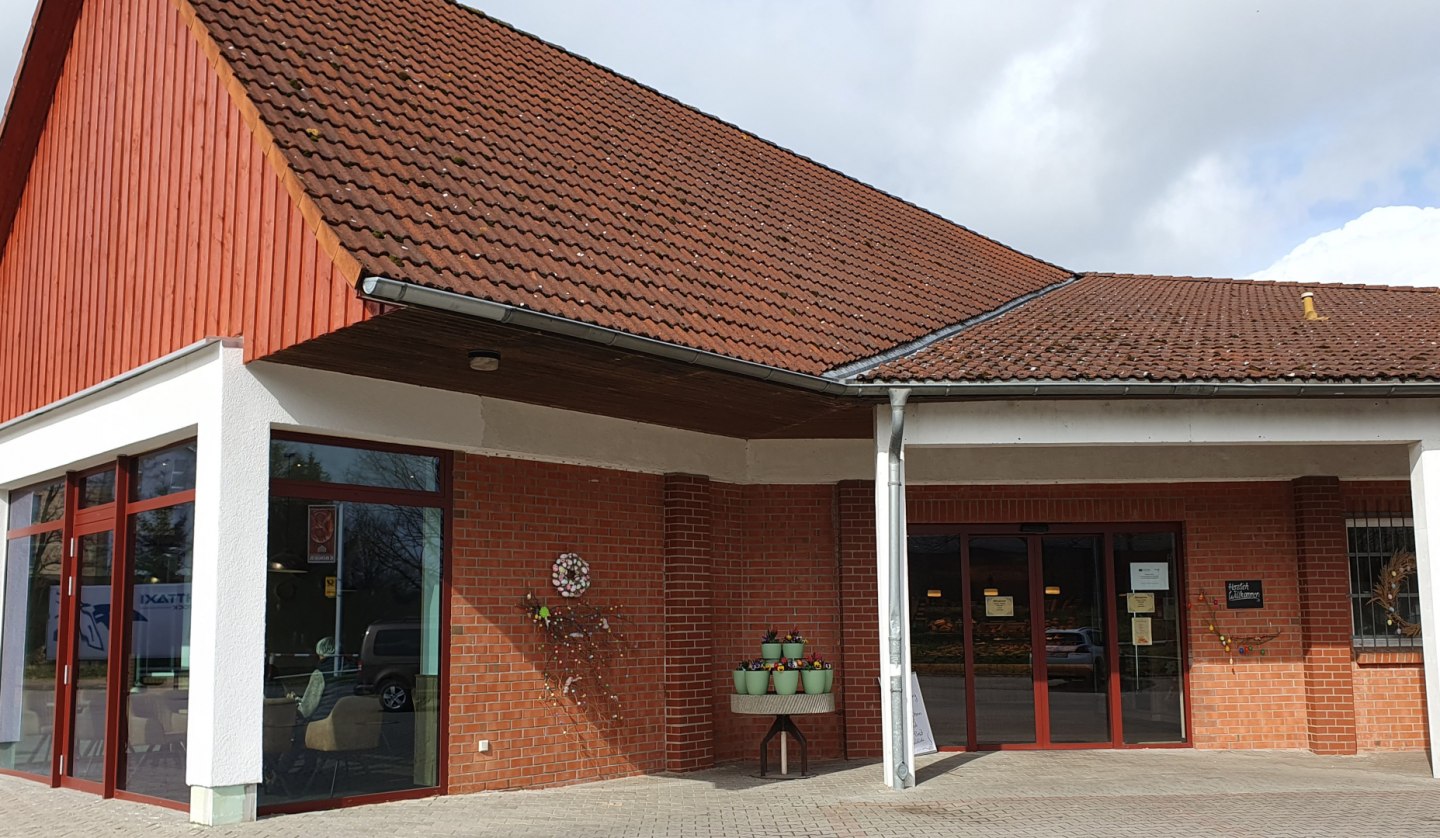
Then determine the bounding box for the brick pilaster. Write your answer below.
[838,479,880,757]
[1293,475,1358,754]
[663,473,715,771]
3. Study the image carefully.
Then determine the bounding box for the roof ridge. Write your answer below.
[450,0,1071,278]
[1081,271,1440,294]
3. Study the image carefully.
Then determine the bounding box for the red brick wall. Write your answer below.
[1293,476,1356,753]
[448,454,667,792]
[663,474,715,771]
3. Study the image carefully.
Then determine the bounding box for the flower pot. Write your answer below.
[824,669,834,693]
[782,642,805,659]
[732,670,746,694]
[760,642,782,661]
[772,670,800,695]
[744,670,771,696]
[801,670,826,694]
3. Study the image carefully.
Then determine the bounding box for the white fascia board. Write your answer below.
[0,343,220,487]
[904,398,1440,448]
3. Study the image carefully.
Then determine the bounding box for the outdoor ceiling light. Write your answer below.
[926,589,942,598]
[1044,585,1061,596]
[983,587,999,597]
[468,349,502,371]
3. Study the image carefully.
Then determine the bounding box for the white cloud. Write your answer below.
[1248,206,1440,287]
[1,0,1438,284]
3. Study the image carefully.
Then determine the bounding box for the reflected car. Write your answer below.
[1044,628,1105,680]
[356,620,421,712]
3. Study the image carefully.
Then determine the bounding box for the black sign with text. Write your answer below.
[1226,580,1264,609]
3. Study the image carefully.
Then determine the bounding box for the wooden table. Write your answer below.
[729,693,835,777]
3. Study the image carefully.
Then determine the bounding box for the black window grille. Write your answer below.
[1347,515,1418,647]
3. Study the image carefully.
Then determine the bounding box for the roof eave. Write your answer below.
[361,276,1440,402]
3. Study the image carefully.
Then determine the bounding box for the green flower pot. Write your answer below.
[801,670,826,694]
[824,669,834,693]
[760,642,782,661]
[772,670,800,695]
[782,642,805,659]
[732,670,746,694]
[744,670,771,695]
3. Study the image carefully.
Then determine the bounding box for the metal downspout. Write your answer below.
[887,388,914,789]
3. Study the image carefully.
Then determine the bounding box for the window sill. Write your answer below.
[1354,648,1423,666]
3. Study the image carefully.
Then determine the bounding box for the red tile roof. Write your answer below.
[865,274,1440,383]
[185,0,1072,376]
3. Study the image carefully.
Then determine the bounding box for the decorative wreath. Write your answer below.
[1370,550,1421,637]
[551,552,591,598]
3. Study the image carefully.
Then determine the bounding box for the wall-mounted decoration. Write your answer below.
[522,591,626,728]
[1195,590,1280,658]
[551,551,591,598]
[1370,550,1421,637]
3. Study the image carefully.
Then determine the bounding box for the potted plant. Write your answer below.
[782,628,806,659]
[800,655,827,694]
[760,628,782,661]
[733,661,747,694]
[742,658,770,695]
[771,657,800,695]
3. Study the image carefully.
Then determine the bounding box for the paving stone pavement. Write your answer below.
[7,750,1440,837]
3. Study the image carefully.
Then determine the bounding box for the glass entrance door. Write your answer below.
[63,528,114,786]
[909,525,1186,750]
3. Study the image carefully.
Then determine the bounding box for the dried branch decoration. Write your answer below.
[521,590,627,728]
[1196,590,1281,657]
[1370,550,1421,637]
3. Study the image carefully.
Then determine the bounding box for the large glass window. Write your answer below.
[0,491,64,776]
[261,437,445,809]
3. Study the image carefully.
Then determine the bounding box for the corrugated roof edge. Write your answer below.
[361,275,1440,399]
[447,0,1072,280]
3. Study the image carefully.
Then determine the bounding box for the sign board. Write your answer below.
[1126,592,1155,613]
[910,672,937,756]
[1132,616,1154,646]
[307,504,339,565]
[1226,580,1264,609]
[47,583,191,661]
[1130,562,1170,591]
[325,576,338,598]
[984,596,1014,617]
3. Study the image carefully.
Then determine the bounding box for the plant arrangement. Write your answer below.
[522,590,626,726]
[1195,590,1280,657]
[1370,550,1421,637]
[783,629,805,644]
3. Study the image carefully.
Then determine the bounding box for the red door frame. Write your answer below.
[913,522,1191,751]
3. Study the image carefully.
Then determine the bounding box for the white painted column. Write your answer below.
[874,397,915,789]
[1410,441,1440,779]
[187,347,272,824]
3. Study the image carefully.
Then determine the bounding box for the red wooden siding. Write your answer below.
[0,0,367,424]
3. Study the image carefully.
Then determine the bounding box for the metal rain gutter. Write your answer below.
[359,277,1440,400]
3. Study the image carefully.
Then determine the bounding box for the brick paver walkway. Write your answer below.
[6,750,1440,836]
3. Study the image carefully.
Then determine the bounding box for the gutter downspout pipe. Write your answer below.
[885,388,915,789]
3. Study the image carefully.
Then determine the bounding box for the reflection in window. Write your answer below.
[269,440,440,493]
[79,470,117,509]
[121,504,194,802]
[262,496,443,806]
[132,443,198,502]
[6,479,64,529]
[0,531,63,775]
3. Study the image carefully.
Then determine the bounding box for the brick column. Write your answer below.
[838,480,880,757]
[1293,476,1358,754]
[663,474,714,772]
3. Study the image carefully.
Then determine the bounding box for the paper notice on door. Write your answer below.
[1127,592,1155,613]
[1132,617,1154,646]
[911,672,937,756]
[984,596,1014,617]
[1130,562,1169,591]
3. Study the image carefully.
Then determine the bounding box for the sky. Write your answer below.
[1,1,1437,286]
